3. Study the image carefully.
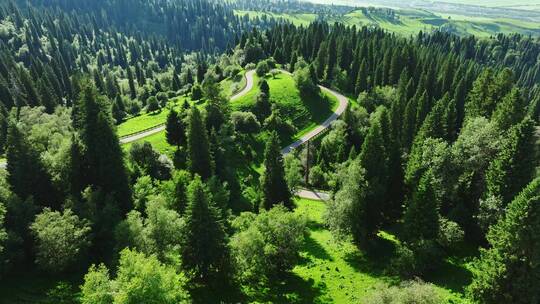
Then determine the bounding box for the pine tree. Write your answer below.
[187,107,213,180]
[355,60,368,95]
[77,83,132,213]
[358,120,388,239]
[127,67,137,100]
[261,132,292,210]
[165,109,185,147]
[486,118,536,204]
[491,87,527,131]
[403,170,440,242]
[468,178,540,304]
[181,176,229,283]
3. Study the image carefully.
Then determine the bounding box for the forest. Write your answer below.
[0,0,539,303]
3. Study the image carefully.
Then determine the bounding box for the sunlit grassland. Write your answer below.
[292,198,474,303]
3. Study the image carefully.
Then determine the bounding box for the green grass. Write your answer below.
[122,129,175,156]
[233,72,338,139]
[292,198,473,303]
[117,97,188,138]
[236,8,540,37]
[234,10,318,26]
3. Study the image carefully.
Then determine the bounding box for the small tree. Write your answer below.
[80,249,190,304]
[146,96,160,113]
[165,109,186,147]
[230,206,306,286]
[294,66,319,97]
[30,208,91,272]
[256,61,270,77]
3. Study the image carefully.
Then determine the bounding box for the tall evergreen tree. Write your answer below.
[468,177,540,304]
[358,119,388,240]
[261,132,292,210]
[165,109,186,147]
[403,170,440,242]
[187,107,212,180]
[486,118,536,205]
[491,87,527,131]
[77,83,132,213]
[181,176,229,283]
[127,67,137,100]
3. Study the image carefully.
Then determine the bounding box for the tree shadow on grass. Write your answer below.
[343,236,399,280]
[300,233,333,262]
[249,272,329,304]
[424,257,473,294]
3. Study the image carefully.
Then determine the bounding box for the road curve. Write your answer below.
[120,70,255,145]
[281,85,348,155]
[231,70,256,101]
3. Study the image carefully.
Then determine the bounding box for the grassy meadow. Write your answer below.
[235,7,540,37]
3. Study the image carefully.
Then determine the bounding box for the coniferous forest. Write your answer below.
[0,0,539,303]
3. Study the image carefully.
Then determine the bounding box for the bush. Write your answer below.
[245,63,256,71]
[231,111,260,134]
[230,206,306,286]
[391,240,443,277]
[294,66,319,96]
[309,165,325,188]
[365,281,443,304]
[256,60,270,77]
[146,96,160,113]
[437,218,464,250]
[30,208,91,272]
[129,142,173,181]
[224,65,242,78]
[80,249,190,304]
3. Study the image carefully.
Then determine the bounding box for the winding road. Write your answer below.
[2,69,348,200]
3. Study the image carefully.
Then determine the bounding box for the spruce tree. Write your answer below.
[127,67,137,100]
[261,132,292,210]
[403,170,440,242]
[486,118,536,205]
[77,83,132,213]
[468,178,540,304]
[181,176,229,283]
[358,119,388,239]
[491,87,527,131]
[165,109,185,147]
[187,107,213,180]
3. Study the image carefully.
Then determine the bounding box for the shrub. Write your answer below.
[80,249,190,304]
[391,240,443,277]
[437,218,464,250]
[256,60,270,77]
[245,63,256,70]
[30,208,91,272]
[146,96,160,113]
[309,165,325,188]
[231,111,260,134]
[230,206,306,286]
